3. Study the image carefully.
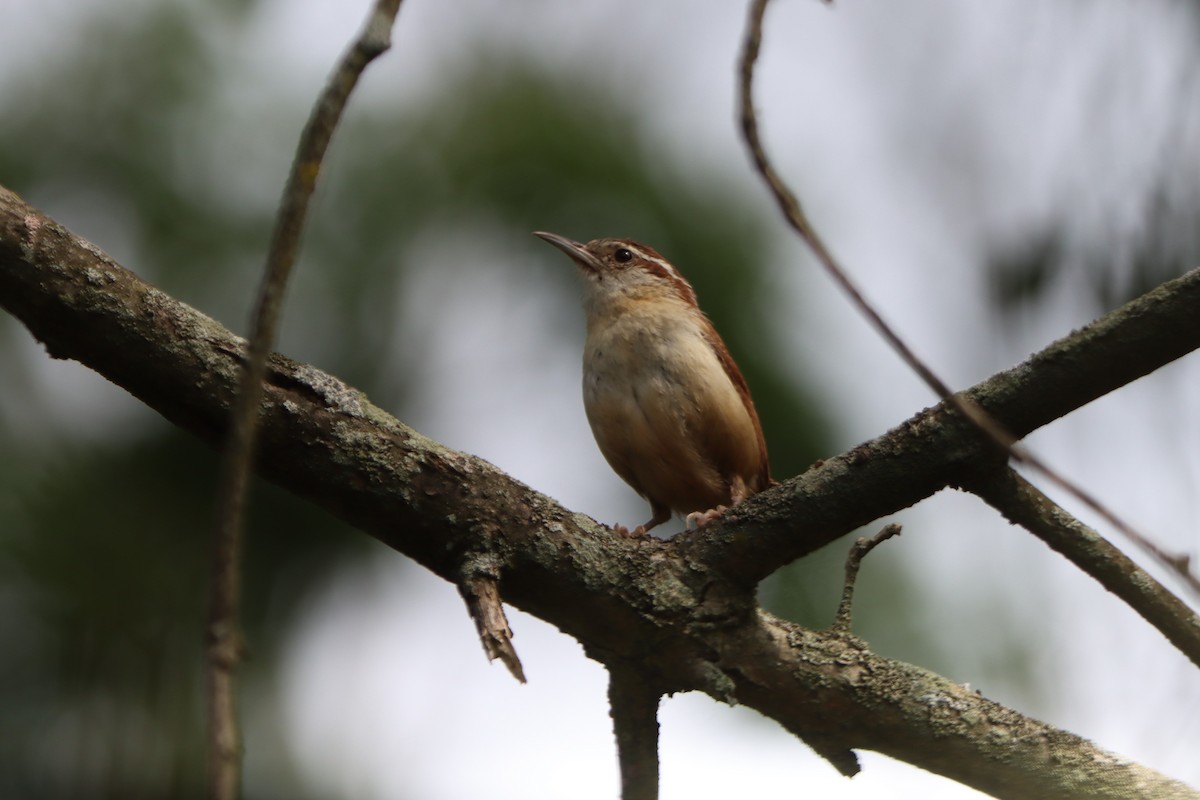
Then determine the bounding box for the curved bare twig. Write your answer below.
[207,3,404,798]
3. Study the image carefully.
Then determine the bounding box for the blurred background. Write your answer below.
[1,0,1199,797]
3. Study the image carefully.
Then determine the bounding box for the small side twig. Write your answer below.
[832,523,901,635]
[459,567,526,683]
[737,0,1199,599]
[608,664,662,800]
[205,3,404,799]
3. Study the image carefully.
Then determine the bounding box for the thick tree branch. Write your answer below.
[735,611,1194,800]
[1,185,1196,799]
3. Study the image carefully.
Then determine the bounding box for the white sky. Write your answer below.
[3,1,1200,798]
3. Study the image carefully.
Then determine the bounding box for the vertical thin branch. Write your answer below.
[206,3,404,799]
[608,665,662,800]
[736,0,1198,597]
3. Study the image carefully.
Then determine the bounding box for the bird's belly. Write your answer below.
[582,331,753,514]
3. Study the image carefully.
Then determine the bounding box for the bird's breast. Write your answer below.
[580,306,760,513]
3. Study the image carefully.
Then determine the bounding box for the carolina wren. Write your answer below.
[534,231,771,537]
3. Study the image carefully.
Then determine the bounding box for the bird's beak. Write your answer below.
[533,231,602,274]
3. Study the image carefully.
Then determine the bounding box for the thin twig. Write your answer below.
[832,523,901,635]
[608,664,662,800]
[206,3,404,799]
[973,468,1200,668]
[737,0,1199,598]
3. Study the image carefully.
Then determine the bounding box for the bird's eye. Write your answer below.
[613,248,633,263]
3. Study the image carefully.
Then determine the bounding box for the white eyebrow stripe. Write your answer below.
[634,249,681,282]
[626,244,699,307]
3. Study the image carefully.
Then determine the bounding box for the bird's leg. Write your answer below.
[614,501,672,538]
[685,476,751,530]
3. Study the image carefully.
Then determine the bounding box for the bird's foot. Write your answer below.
[685,505,728,530]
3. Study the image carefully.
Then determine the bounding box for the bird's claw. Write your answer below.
[685,505,728,529]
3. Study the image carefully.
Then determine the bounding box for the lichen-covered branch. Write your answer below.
[731,612,1196,800]
[1,185,1196,799]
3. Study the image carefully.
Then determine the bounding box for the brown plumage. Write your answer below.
[535,231,771,537]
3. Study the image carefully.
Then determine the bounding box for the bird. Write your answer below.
[534,231,771,537]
